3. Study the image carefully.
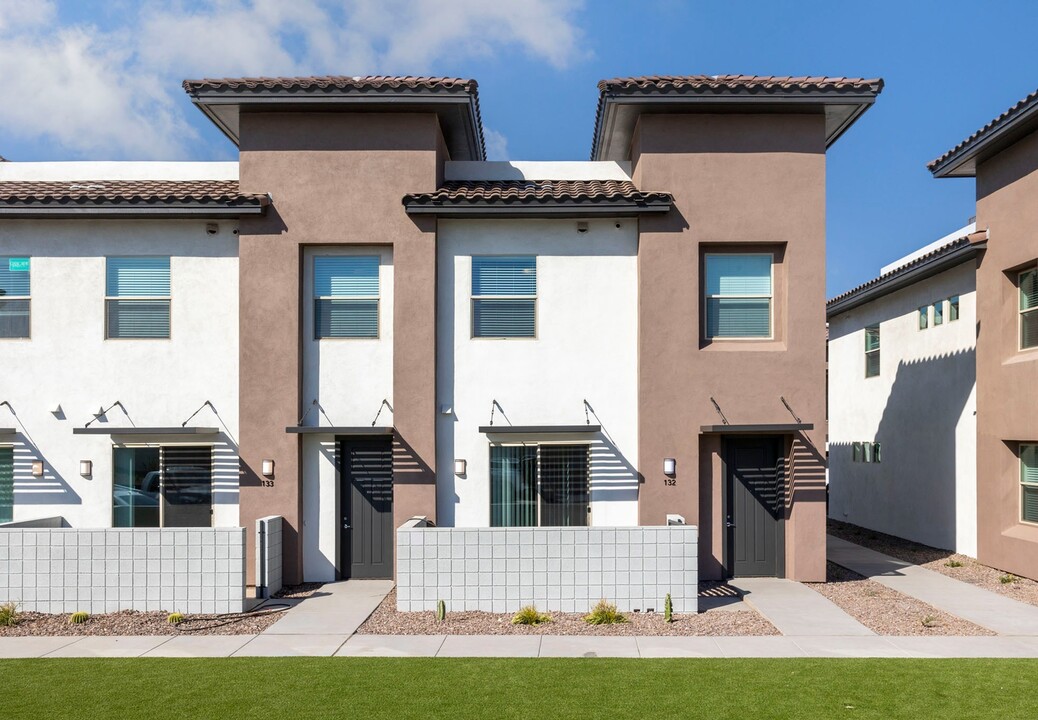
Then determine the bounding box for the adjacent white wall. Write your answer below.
[445,161,632,181]
[828,261,977,555]
[0,219,240,528]
[299,246,394,582]
[436,218,640,528]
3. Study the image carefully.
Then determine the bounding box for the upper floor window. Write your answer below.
[949,295,960,322]
[0,256,30,339]
[1020,267,1037,350]
[106,257,170,339]
[864,324,880,378]
[918,305,929,331]
[1021,444,1038,524]
[704,254,772,339]
[933,300,944,326]
[472,256,536,338]
[314,256,380,339]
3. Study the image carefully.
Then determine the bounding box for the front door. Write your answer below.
[725,436,784,577]
[338,436,393,579]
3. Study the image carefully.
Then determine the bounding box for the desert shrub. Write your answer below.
[0,602,18,627]
[511,605,552,626]
[584,599,627,625]
[1000,573,1018,584]
[945,560,963,568]
[167,612,185,625]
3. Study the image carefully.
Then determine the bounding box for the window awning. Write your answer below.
[72,426,219,435]
[0,428,16,436]
[479,425,602,435]
[700,423,813,434]
[286,426,395,435]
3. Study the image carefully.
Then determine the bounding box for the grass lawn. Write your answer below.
[4,657,1037,719]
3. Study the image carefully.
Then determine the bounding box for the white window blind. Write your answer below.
[472,256,536,338]
[865,325,880,378]
[105,257,171,339]
[705,254,772,339]
[0,256,31,339]
[1020,269,1037,350]
[1021,445,1038,524]
[314,256,379,339]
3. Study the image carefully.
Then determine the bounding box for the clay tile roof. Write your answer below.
[182,75,478,94]
[928,88,1038,175]
[597,75,884,95]
[826,233,984,314]
[403,180,673,216]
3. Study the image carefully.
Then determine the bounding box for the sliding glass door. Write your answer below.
[113,445,212,528]
[0,446,13,524]
[490,444,589,527]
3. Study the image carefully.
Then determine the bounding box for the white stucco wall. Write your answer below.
[299,246,394,582]
[0,219,240,528]
[828,261,977,555]
[436,218,639,528]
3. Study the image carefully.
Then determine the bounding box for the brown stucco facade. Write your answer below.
[631,113,829,582]
[973,127,1038,580]
[236,112,445,584]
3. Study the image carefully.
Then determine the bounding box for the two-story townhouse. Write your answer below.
[1,74,881,614]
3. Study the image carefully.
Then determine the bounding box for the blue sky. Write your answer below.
[1,0,1036,297]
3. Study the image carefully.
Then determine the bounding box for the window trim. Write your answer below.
[470,255,538,340]
[313,254,381,341]
[1020,444,1038,526]
[111,443,214,528]
[488,441,591,526]
[703,252,775,341]
[1019,267,1038,351]
[0,255,31,341]
[104,256,172,341]
[864,324,880,378]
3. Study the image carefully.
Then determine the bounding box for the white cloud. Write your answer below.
[483,128,509,161]
[0,0,586,159]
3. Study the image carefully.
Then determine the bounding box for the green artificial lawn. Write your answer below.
[4,658,1037,719]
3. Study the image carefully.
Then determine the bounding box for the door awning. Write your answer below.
[72,426,219,435]
[700,423,813,434]
[479,424,602,435]
[286,426,395,435]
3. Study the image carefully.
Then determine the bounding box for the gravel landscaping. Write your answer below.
[358,587,779,636]
[828,519,1038,607]
[0,583,321,637]
[806,562,993,636]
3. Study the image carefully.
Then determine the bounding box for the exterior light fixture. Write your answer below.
[31,460,44,477]
[261,459,275,478]
[454,459,467,476]
[663,458,676,476]
[80,460,92,477]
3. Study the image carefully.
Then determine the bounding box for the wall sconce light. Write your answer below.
[454,459,467,476]
[663,458,676,477]
[262,459,275,478]
[80,460,92,477]
[31,460,44,477]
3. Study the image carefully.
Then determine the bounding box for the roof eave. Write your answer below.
[826,242,984,317]
[0,203,267,219]
[403,200,673,218]
[929,100,1038,178]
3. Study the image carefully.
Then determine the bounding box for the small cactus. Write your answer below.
[69,611,90,624]
[664,593,673,623]
[167,612,185,625]
[436,599,446,622]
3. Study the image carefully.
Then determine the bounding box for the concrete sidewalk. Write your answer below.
[729,577,875,636]
[828,535,1038,636]
[7,633,1038,658]
[260,579,394,636]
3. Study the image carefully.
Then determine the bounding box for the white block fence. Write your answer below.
[256,515,284,599]
[396,521,698,613]
[0,527,246,614]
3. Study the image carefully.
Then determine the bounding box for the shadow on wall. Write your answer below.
[11,435,82,506]
[830,348,976,551]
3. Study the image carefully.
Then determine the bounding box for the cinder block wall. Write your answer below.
[0,528,246,614]
[397,525,698,613]
[256,516,283,598]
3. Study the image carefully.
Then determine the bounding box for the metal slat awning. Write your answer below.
[479,425,602,434]
[72,427,219,435]
[0,428,16,436]
[699,423,813,434]
[286,426,395,435]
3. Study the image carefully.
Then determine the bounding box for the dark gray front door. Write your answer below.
[725,436,783,578]
[339,436,393,579]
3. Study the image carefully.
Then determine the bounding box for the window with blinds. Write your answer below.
[472,256,536,338]
[865,325,880,378]
[1021,445,1038,524]
[0,445,12,523]
[704,254,773,339]
[0,256,31,339]
[105,257,171,339]
[314,256,380,339]
[490,443,589,527]
[1020,268,1037,350]
[112,445,212,528]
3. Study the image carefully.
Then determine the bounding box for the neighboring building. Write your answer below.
[827,224,985,555]
[827,86,1038,581]
[929,87,1038,581]
[0,74,882,605]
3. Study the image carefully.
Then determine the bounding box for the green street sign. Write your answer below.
[8,258,29,272]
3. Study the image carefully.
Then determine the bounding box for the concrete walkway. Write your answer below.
[828,535,1038,636]
[729,577,875,636]
[260,579,394,636]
